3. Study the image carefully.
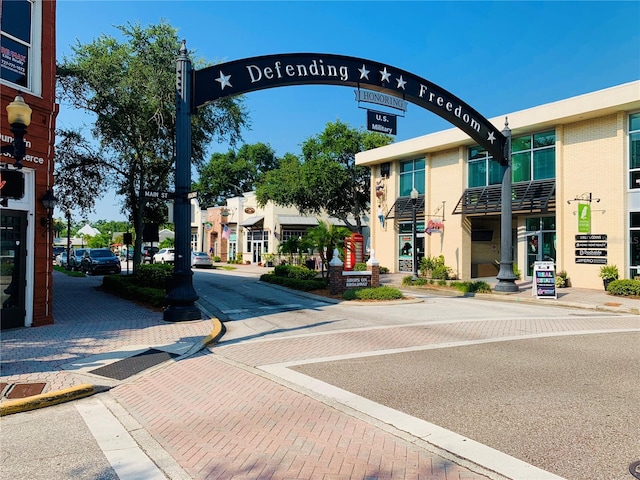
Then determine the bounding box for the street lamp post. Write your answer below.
[2,94,32,169]
[410,187,419,281]
[164,41,200,322]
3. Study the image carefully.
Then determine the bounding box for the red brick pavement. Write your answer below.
[112,353,488,480]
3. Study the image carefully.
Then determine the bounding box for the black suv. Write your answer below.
[142,246,159,264]
[80,248,121,275]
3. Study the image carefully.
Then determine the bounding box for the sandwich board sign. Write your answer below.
[533,261,556,299]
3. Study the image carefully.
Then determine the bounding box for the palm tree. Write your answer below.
[303,220,352,277]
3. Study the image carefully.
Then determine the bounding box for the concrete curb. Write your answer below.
[0,384,95,416]
[0,318,227,416]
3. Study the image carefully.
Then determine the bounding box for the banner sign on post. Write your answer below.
[533,261,556,299]
[366,109,397,135]
[577,203,591,233]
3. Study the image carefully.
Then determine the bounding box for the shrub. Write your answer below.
[273,264,317,280]
[213,256,221,262]
[555,270,568,288]
[260,273,327,291]
[133,263,173,288]
[450,281,492,293]
[101,275,166,307]
[353,262,367,271]
[379,266,390,274]
[342,286,403,301]
[419,255,452,279]
[606,279,640,296]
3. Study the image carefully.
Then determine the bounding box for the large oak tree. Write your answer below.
[55,21,249,266]
[255,121,392,232]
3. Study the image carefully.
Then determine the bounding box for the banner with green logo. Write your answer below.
[577,203,591,233]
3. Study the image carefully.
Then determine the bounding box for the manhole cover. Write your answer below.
[6,382,47,399]
[630,461,640,479]
[89,349,178,380]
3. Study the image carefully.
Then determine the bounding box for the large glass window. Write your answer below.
[468,130,555,187]
[399,158,425,196]
[629,113,640,190]
[1,0,32,88]
[631,212,640,279]
[512,130,556,182]
[467,146,502,187]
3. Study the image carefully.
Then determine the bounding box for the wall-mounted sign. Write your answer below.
[575,249,607,257]
[426,219,444,235]
[355,89,408,112]
[576,234,607,241]
[244,207,256,214]
[577,203,591,233]
[366,109,397,135]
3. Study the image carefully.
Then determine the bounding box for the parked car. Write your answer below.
[52,246,65,261]
[69,248,88,271]
[55,251,68,267]
[191,251,213,268]
[80,248,121,275]
[142,246,159,264]
[153,248,175,264]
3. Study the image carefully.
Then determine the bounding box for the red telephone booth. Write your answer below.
[344,233,364,271]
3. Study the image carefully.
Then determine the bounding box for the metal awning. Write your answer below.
[277,215,319,227]
[239,215,264,228]
[385,195,425,220]
[452,179,556,216]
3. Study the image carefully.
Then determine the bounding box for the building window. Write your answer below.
[1,0,37,90]
[512,130,555,182]
[281,230,307,242]
[467,130,556,187]
[399,158,425,196]
[467,146,502,187]
[629,112,640,190]
[631,212,640,279]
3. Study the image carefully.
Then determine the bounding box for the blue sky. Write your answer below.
[55,1,640,222]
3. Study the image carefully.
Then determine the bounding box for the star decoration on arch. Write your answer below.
[358,64,370,80]
[396,75,407,90]
[487,131,496,144]
[215,71,232,90]
[379,67,391,83]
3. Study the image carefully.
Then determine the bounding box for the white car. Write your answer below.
[153,248,175,264]
[191,251,213,268]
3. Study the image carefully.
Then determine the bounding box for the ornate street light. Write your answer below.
[2,94,32,169]
[410,187,419,281]
[40,190,58,230]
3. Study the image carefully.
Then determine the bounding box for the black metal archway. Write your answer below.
[164,47,517,322]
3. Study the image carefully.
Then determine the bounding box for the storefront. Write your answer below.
[357,81,640,289]
[1,0,58,328]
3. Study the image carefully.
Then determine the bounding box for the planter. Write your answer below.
[603,278,614,291]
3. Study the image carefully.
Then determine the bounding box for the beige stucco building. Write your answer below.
[356,81,640,289]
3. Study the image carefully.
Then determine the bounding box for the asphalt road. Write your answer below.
[292,331,639,480]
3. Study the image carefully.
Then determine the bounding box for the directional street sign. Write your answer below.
[143,190,175,200]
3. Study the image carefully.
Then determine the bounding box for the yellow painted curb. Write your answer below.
[0,383,95,416]
[200,317,226,348]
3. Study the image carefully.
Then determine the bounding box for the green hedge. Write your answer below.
[273,264,318,280]
[133,263,173,288]
[449,281,492,293]
[342,286,403,301]
[607,279,640,296]
[260,273,328,291]
[101,274,166,307]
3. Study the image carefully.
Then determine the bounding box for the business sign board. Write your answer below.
[367,109,397,135]
[355,89,408,112]
[533,261,556,299]
[576,234,607,241]
[577,203,591,233]
[575,257,608,264]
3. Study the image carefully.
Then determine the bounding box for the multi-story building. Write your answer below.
[356,81,640,289]
[1,0,58,328]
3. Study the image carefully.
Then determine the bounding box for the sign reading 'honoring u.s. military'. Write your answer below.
[366,110,397,135]
[193,54,507,163]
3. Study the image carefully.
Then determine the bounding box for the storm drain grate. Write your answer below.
[89,349,178,380]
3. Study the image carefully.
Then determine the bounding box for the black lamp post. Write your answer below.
[1,94,32,169]
[410,187,419,281]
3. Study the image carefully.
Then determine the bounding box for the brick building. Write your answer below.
[1,0,58,328]
[356,81,640,289]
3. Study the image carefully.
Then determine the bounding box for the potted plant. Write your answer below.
[598,264,619,290]
[555,270,569,288]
